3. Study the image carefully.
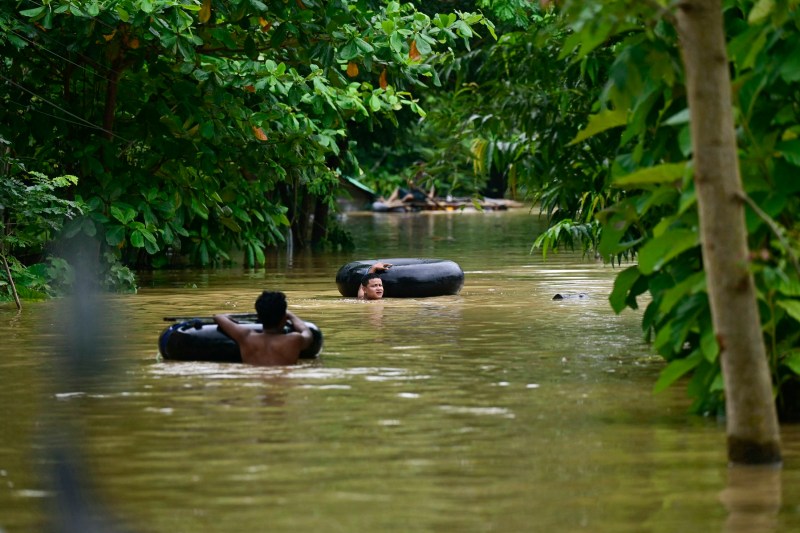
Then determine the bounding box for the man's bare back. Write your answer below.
[213,292,312,366]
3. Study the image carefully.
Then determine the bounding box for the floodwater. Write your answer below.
[2,208,800,532]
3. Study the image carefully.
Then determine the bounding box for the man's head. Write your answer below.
[361,273,384,300]
[255,291,287,327]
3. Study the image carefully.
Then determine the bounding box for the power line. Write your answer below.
[3,95,107,131]
[6,27,118,84]
[0,72,132,145]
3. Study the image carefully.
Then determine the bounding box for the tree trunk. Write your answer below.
[1,253,22,310]
[310,197,329,246]
[293,192,313,248]
[675,0,781,464]
[103,58,124,140]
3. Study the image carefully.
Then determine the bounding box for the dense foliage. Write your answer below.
[539,0,800,418]
[0,0,494,286]
[0,168,82,303]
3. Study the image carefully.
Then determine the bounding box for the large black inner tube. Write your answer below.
[159,320,323,363]
[335,258,464,298]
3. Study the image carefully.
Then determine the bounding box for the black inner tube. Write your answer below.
[335,258,464,298]
[159,320,323,362]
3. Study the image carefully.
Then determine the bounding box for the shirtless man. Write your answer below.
[358,261,392,300]
[214,291,312,366]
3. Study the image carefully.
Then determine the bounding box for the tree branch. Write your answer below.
[737,191,800,276]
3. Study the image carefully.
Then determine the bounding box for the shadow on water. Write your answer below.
[2,210,800,532]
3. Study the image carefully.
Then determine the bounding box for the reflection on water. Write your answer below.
[720,465,782,533]
[2,209,800,532]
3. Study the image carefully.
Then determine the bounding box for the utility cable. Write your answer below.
[0,72,133,146]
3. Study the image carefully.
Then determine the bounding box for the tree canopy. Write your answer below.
[529,0,800,430]
[1,0,494,276]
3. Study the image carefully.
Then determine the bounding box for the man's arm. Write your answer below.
[213,314,251,343]
[370,261,392,273]
[285,310,313,349]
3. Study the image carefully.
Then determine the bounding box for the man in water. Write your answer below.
[358,273,385,300]
[214,291,312,366]
[358,261,392,300]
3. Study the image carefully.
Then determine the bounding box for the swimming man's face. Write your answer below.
[364,278,384,300]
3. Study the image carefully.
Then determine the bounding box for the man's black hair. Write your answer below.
[361,273,382,286]
[255,291,287,327]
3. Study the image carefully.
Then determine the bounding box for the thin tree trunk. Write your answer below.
[676,0,781,464]
[1,253,22,310]
[310,197,329,246]
[103,59,123,140]
[293,192,313,248]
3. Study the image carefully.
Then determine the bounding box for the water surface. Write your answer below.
[2,209,799,532]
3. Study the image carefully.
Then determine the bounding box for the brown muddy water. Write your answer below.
[2,208,800,532]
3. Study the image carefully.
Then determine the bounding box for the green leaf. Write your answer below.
[19,7,45,17]
[678,126,693,157]
[105,225,126,246]
[200,121,215,139]
[748,0,774,25]
[354,38,373,54]
[609,266,641,314]
[559,32,583,61]
[162,224,174,245]
[777,279,800,297]
[612,162,688,189]
[52,174,79,187]
[199,242,210,265]
[664,108,690,126]
[709,371,724,393]
[254,244,265,266]
[339,41,359,61]
[783,350,800,376]
[219,217,242,232]
[110,204,137,225]
[144,238,160,254]
[369,94,382,112]
[729,25,768,70]
[415,37,432,55]
[190,197,209,219]
[173,223,190,237]
[130,230,145,248]
[637,229,698,275]
[777,139,800,166]
[390,32,403,54]
[454,20,472,39]
[778,42,800,83]
[654,351,703,393]
[658,271,706,317]
[140,228,157,245]
[245,244,254,267]
[777,299,800,324]
[569,108,627,145]
[699,319,719,363]
[272,212,290,227]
